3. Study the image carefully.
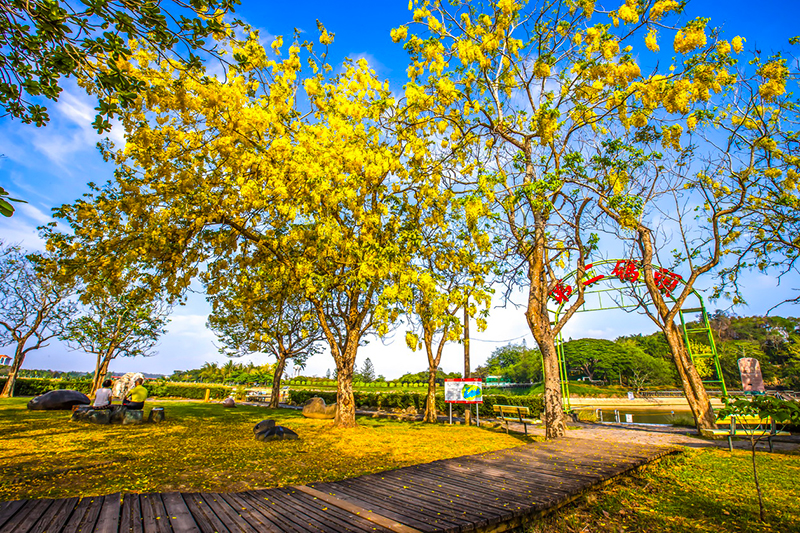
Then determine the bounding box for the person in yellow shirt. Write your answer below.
[123,378,148,410]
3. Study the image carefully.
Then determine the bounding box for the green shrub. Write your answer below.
[0,377,92,396]
[147,381,231,400]
[284,387,543,417]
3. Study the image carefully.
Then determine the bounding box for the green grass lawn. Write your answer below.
[529,447,800,533]
[0,398,530,501]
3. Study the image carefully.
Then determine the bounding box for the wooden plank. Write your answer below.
[0,500,28,531]
[241,490,327,533]
[246,490,336,533]
[201,493,257,533]
[312,483,459,533]
[213,492,285,533]
[161,493,200,533]
[29,497,79,533]
[121,493,144,533]
[405,467,542,512]
[387,469,530,520]
[472,452,607,484]
[294,485,423,533]
[139,494,171,533]
[94,493,121,533]
[0,498,52,533]
[90,494,120,533]
[279,487,394,533]
[264,489,362,533]
[335,476,485,526]
[441,461,580,499]
[182,493,230,533]
[77,495,106,533]
[60,496,96,533]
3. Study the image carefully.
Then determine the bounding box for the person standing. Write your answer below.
[123,378,148,409]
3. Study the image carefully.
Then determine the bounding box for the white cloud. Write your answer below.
[0,211,47,250]
[17,203,52,226]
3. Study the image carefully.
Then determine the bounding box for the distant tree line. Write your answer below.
[476,313,800,392]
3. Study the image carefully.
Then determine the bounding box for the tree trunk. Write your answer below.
[663,321,717,431]
[90,350,113,397]
[332,336,359,428]
[270,354,287,409]
[751,440,766,522]
[424,367,438,423]
[463,305,470,378]
[539,340,567,438]
[0,342,28,398]
[525,214,567,439]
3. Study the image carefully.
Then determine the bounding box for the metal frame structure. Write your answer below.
[548,259,727,411]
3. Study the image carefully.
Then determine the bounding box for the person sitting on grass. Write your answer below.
[122,378,147,410]
[93,379,114,409]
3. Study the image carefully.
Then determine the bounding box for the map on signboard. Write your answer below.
[738,357,765,394]
[444,379,483,403]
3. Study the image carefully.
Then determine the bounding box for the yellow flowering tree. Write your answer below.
[588,34,800,430]
[53,28,440,428]
[402,188,494,423]
[712,52,800,307]
[395,0,738,437]
[204,255,323,409]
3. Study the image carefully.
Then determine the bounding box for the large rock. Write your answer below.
[109,405,127,423]
[253,419,298,442]
[112,372,144,402]
[123,409,144,425]
[253,419,276,434]
[302,397,336,419]
[27,390,90,410]
[71,408,111,424]
[148,407,166,423]
[222,398,236,408]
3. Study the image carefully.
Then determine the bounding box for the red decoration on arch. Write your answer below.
[654,267,683,297]
[550,281,573,304]
[611,260,640,282]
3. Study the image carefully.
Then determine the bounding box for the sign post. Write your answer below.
[444,379,483,426]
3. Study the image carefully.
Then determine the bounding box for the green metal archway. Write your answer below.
[547,259,726,411]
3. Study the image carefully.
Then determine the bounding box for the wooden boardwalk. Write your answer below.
[0,438,676,533]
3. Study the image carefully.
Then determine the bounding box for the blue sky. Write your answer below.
[1,0,798,379]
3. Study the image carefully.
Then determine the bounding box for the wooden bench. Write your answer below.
[708,415,792,452]
[493,405,541,435]
[246,390,272,403]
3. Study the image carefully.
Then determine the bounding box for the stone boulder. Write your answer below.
[148,407,166,423]
[301,397,336,419]
[253,419,276,434]
[71,409,111,424]
[253,419,298,442]
[222,397,236,408]
[27,390,90,410]
[109,405,127,423]
[123,409,144,425]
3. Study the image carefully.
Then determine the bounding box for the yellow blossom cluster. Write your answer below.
[673,22,707,54]
[649,0,679,21]
[758,60,789,102]
[617,0,639,24]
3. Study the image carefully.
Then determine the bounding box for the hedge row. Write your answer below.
[146,381,232,400]
[0,378,92,395]
[0,378,232,400]
[286,380,431,388]
[287,389,544,418]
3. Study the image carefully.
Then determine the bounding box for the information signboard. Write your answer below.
[444,379,483,404]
